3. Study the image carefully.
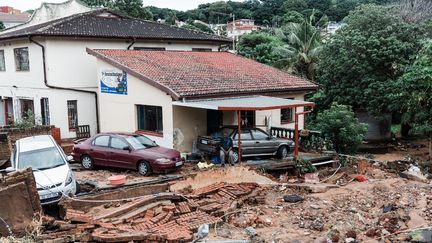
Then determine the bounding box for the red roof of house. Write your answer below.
[87,49,318,99]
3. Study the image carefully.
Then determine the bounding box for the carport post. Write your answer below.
[294,109,312,159]
[237,110,242,163]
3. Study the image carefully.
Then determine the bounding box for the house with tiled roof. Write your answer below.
[0,1,231,139]
[87,49,317,151]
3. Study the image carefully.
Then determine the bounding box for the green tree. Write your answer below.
[315,4,424,116]
[311,103,368,154]
[392,40,432,158]
[165,11,178,25]
[114,0,153,20]
[282,0,308,12]
[274,12,323,80]
[282,11,304,25]
[81,0,153,20]
[182,22,214,33]
[0,22,5,31]
[237,31,283,65]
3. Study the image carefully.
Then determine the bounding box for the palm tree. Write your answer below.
[274,11,324,81]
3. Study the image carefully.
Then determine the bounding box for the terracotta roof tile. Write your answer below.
[89,49,318,98]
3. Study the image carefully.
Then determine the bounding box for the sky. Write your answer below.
[0,0,234,12]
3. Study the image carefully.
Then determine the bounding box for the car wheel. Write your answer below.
[138,161,151,176]
[231,149,239,164]
[81,155,94,170]
[277,146,289,159]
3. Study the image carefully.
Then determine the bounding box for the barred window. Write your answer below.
[14,47,29,71]
[0,50,5,71]
[67,100,78,131]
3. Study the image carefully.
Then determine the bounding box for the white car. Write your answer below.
[9,135,78,205]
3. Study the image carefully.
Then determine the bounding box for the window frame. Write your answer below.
[233,129,253,141]
[280,98,295,124]
[251,129,269,140]
[67,100,78,131]
[92,135,110,147]
[0,50,5,71]
[14,47,30,71]
[136,105,163,135]
[109,136,130,150]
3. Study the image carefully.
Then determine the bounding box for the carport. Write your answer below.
[173,96,315,162]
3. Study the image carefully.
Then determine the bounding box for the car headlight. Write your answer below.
[155,158,171,164]
[65,171,73,186]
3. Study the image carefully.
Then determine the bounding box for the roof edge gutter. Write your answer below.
[29,36,100,134]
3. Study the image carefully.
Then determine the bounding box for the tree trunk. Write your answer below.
[401,123,411,138]
[429,134,432,161]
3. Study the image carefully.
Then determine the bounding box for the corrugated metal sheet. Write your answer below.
[172,96,314,111]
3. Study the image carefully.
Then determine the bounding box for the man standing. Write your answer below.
[219,132,235,167]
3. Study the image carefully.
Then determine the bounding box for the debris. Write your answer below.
[197,161,214,169]
[304,173,320,184]
[197,224,209,238]
[400,165,428,183]
[283,195,304,203]
[410,229,432,243]
[345,237,356,243]
[245,226,257,238]
[354,175,367,182]
[0,168,41,236]
[38,182,259,242]
[383,204,395,213]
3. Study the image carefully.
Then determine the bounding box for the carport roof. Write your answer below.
[172,95,314,111]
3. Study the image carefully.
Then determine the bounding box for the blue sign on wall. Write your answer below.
[100,69,128,95]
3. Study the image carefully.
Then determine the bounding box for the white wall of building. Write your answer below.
[45,39,220,88]
[0,37,221,139]
[96,60,174,148]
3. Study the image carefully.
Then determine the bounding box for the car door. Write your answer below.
[88,135,111,166]
[107,136,134,169]
[232,129,254,155]
[251,128,276,154]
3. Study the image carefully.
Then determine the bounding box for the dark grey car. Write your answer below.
[197,126,294,162]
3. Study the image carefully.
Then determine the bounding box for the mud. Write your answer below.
[170,166,276,191]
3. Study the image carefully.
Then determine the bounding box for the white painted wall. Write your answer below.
[0,37,221,139]
[45,39,220,88]
[96,60,174,148]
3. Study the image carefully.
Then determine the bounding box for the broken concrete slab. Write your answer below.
[0,168,41,236]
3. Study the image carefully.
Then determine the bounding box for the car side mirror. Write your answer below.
[66,155,74,162]
[123,146,131,151]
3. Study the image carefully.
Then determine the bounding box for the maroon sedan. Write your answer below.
[71,132,184,176]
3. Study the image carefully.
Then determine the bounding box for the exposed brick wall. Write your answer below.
[0,126,53,161]
[0,168,42,236]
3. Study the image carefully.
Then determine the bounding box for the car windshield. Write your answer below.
[18,147,65,171]
[126,135,157,149]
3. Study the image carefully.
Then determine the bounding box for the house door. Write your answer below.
[207,110,223,135]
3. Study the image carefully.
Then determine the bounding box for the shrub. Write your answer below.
[311,103,368,154]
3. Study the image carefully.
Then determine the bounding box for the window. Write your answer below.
[67,100,78,131]
[281,108,294,123]
[93,135,110,147]
[137,105,163,134]
[233,130,252,140]
[281,98,295,124]
[20,99,34,119]
[192,48,212,52]
[0,50,5,71]
[14,47,29,71]
[110,137,129,150]
[240,111,255,126]
[251,129,269,140]
[134,47,166,51]
[40,98,50,126]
